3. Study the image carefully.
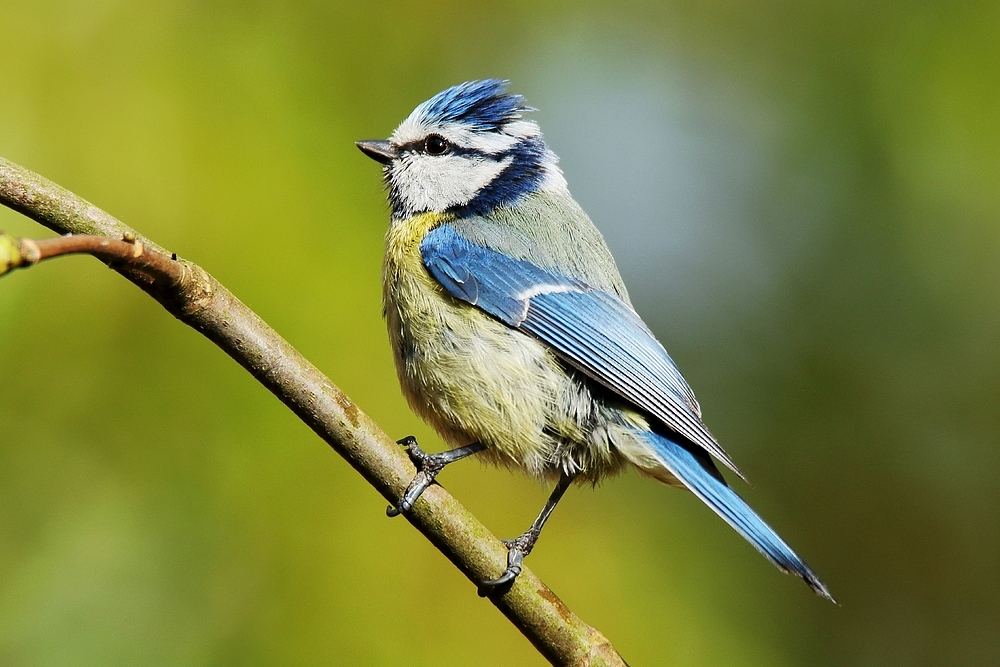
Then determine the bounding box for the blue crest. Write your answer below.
[416,79,530,131]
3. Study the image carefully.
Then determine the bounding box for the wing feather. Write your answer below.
[421,223,745,480]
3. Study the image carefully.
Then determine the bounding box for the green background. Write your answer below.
[2,1,998,665]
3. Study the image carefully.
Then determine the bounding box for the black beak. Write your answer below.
[356,139,398,165]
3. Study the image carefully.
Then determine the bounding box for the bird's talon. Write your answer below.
[477,544,528,596]
[477,566,521,596]
[396,436,431,468]
[386,439,485,520]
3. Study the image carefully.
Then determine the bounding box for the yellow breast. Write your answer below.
[383,211,448,283]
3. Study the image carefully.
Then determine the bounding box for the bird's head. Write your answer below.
[357,79,566,220]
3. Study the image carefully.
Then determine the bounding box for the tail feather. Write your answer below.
[641,430,835,602]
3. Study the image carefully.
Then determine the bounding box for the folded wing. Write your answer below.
[420,223,745,481]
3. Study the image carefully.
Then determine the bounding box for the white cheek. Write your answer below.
[392,154,512,214]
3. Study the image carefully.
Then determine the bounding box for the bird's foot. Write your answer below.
[477,530,539,596]
[386,437,485,517]
[386,436,442,517]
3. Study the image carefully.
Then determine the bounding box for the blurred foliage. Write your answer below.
[2,1,999,665]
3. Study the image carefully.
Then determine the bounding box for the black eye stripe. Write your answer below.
[396,137,485,158]
[446,136,547,218]
[399,135,452,155]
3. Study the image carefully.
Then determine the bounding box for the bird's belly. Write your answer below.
[382,215,631,480]
[387,275,567,476]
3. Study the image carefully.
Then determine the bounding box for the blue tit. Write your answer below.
[357,80,832,601]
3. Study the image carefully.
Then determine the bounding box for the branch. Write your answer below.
[0,232,186,282]
[0,156,626,667]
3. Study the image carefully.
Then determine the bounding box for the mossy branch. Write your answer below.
[0,156,627,667]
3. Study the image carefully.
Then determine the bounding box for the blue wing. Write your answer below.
[420,223,745,480]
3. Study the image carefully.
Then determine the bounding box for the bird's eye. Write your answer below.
[424,134,450,155]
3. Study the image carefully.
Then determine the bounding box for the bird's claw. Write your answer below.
[385,436,447,517]
[396,435,419,459]
[477,535,532,596]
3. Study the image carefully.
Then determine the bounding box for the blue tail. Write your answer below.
[641,430,834,601]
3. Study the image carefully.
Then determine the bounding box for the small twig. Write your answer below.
[0,156,627,667]
[0,231,186,285]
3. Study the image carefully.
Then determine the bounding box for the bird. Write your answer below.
[356,79,833,601]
